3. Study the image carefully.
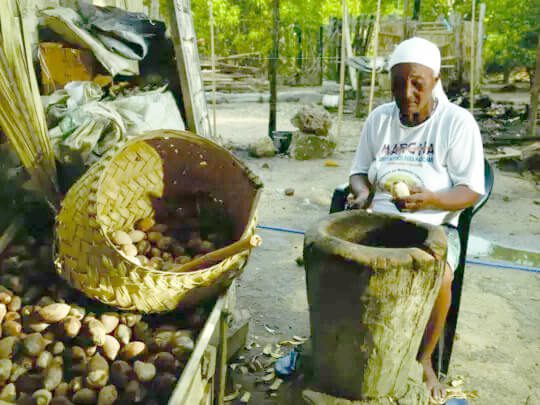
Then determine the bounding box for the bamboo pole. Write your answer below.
[475,3,485,88]
[176,235,262,273]
[209,0,217,139]
[343,9,357,90]
[469,0,476,112]
[402,0,409,39]
[368,0,382,114]
[337,0,348,138]
[0,0,59,210]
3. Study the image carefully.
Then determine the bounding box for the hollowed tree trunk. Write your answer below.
[304,210,447,403]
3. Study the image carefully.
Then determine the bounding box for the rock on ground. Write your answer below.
[247,136,276,158]
[289,132,337,160]
[291,104,332,136]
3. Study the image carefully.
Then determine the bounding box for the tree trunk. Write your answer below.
[355,70,364,118]
[503,69,510,84]
[529,41,540,137]
[304,211,447,403]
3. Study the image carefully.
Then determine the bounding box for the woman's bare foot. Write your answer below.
[420,358,446,402]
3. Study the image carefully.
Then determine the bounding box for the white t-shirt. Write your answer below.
[350,100,485,226]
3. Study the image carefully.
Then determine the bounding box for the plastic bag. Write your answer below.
[77,0,167,61]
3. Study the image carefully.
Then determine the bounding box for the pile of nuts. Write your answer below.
[110,216,226,271]
[0,237,209,404]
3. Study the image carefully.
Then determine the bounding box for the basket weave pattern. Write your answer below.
[55,130,261,313]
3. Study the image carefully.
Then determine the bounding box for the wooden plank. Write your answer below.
[379,31,402,38]
[180,345,217,405]
[217,52,261,61]
[169,0,212,140]
[169,294,226,404]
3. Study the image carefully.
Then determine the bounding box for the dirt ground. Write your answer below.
[213,89,540,404]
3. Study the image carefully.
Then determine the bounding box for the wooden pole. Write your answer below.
[475,3,486,87]
[209,0,217,138]
[452,13,464,87]
[318,26,324,84]
[337,0,348,138]
[368,0,382,114]
[149,0,160,20]
[412,0,421,20]
[294,24,302,85]
[402,0,409,39]
[268,0,279,137]
[529,41,540,137]
[469,0,476,112]
[343,10,358,90]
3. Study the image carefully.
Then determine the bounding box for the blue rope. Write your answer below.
[256,224,306,235]
[256,224,540,274]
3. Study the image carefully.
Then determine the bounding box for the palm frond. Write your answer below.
[0,0,59,210]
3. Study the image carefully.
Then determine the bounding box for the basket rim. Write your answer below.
[94,129,263,276]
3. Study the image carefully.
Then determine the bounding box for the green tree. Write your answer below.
[482,0,539,83]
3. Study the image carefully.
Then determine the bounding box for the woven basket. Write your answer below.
[55,130,263,313]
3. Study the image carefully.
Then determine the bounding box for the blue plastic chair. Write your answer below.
[329,159,494,377]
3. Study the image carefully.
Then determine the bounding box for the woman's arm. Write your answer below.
[348,174,373,209]
[397,184,481,212]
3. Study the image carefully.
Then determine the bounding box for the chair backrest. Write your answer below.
[437,158,494,376]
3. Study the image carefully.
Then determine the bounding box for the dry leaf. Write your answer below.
[240,391,251,403]
[224,388,240,402]
[262,372,275,382]
[262,344,272,355]
[269,378,283,391]
[270,350,284,359]
[264,325,276,334]
[324,160,339,167]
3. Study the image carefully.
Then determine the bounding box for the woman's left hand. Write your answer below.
[394,186,438,212]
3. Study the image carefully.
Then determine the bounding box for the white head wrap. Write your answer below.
[388,37,447,102]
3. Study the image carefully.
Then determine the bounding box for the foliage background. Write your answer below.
[160,0,538,83]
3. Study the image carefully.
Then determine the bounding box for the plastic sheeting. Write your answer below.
[78,0,166,61]
[41,7,139,76]
[44,82,185,165]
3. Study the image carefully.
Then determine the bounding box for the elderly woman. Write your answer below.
[348,37,485,399]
